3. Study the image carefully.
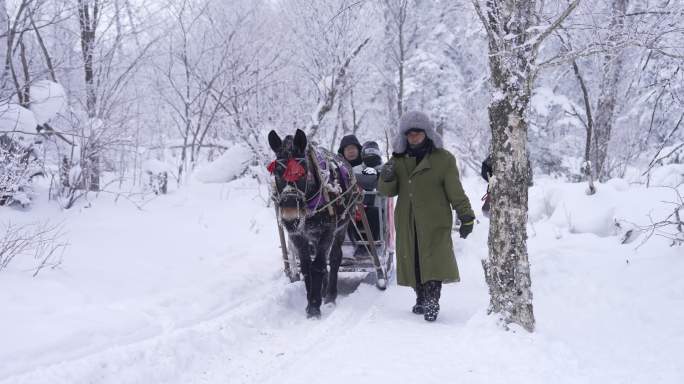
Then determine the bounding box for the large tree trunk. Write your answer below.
[473,0,579,332]
[483,82,535,333]
[479,0,537,332]
[592,0,628,181]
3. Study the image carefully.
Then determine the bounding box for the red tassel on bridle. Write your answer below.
[283,158,306,182]
[267,158,306,183]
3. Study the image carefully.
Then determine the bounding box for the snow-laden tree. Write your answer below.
[473,0,581,332]
[280,0,375,147]
[402,1,490,174]
[527,0,684,186]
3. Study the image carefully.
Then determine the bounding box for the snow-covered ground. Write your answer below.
[1,173,682,383]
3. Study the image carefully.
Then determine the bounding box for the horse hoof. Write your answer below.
[324,295,337,305]
[306,306,321,319]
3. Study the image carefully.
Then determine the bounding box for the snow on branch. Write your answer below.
[307,37,371,138]
[0,221,68,277]
[643,113,684,176]
[470,0,499,50]
[529,0,581,54]
[618,185,684,247]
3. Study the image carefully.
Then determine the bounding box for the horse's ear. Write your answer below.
[294,129,307,153]
[268,130,282,153]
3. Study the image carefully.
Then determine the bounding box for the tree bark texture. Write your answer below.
[78,0,101,191]
[479,0,537,332]
[592,0,628,181]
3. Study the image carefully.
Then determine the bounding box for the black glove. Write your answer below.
[380,161,396,182]
[459,215,475,239]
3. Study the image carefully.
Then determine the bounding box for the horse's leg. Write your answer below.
[290,235,315,316]
[306,225,334,318]
[325,224,346,305]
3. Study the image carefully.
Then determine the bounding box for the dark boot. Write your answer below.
[423,281,442,322]
[412,283,425,314]
[306,305,321,319]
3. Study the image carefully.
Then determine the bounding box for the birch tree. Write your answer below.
[473,0,580,332]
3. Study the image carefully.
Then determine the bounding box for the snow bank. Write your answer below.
[649,163,684,188]
[0,81,66,136]
[29,81,67,124]
[142,159,173,175]
[193,144,252,183]
[528,176,682,240]
[0,178,279,380]
[540,184,617,237]
[0,103,37,134]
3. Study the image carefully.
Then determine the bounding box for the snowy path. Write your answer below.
[2,177,683,383]
[2,254,489,384]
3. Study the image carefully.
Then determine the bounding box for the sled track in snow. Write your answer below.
[1,274,383,384]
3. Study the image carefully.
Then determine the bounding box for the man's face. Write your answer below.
[406,130,426,146]
[344,145,359,161]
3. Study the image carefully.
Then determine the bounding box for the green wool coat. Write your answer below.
[378,148,474,288]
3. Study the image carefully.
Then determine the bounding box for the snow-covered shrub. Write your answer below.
[0,221,67,276]
[194,144,252,183]
[529,86,584,179]
[0,135,43,207]
[143,159,172,195]
[532,144,572,179]
[148,171,168,195]
[648,164,684,188]
[617,186,683,247]
[29,81,67,126]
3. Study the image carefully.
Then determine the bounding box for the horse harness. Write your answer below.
[269,146,362,222]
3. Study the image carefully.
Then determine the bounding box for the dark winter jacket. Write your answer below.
[379,111,474,288]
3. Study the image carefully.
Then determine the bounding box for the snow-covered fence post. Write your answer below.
[472,0,580,332]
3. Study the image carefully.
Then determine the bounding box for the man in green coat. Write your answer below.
[378,111,475,322]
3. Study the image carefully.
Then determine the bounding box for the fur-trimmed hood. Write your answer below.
[392,111,443,154]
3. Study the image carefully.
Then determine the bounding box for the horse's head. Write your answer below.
[268,129,315,225]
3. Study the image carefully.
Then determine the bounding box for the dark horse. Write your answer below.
[268,129,358,318]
